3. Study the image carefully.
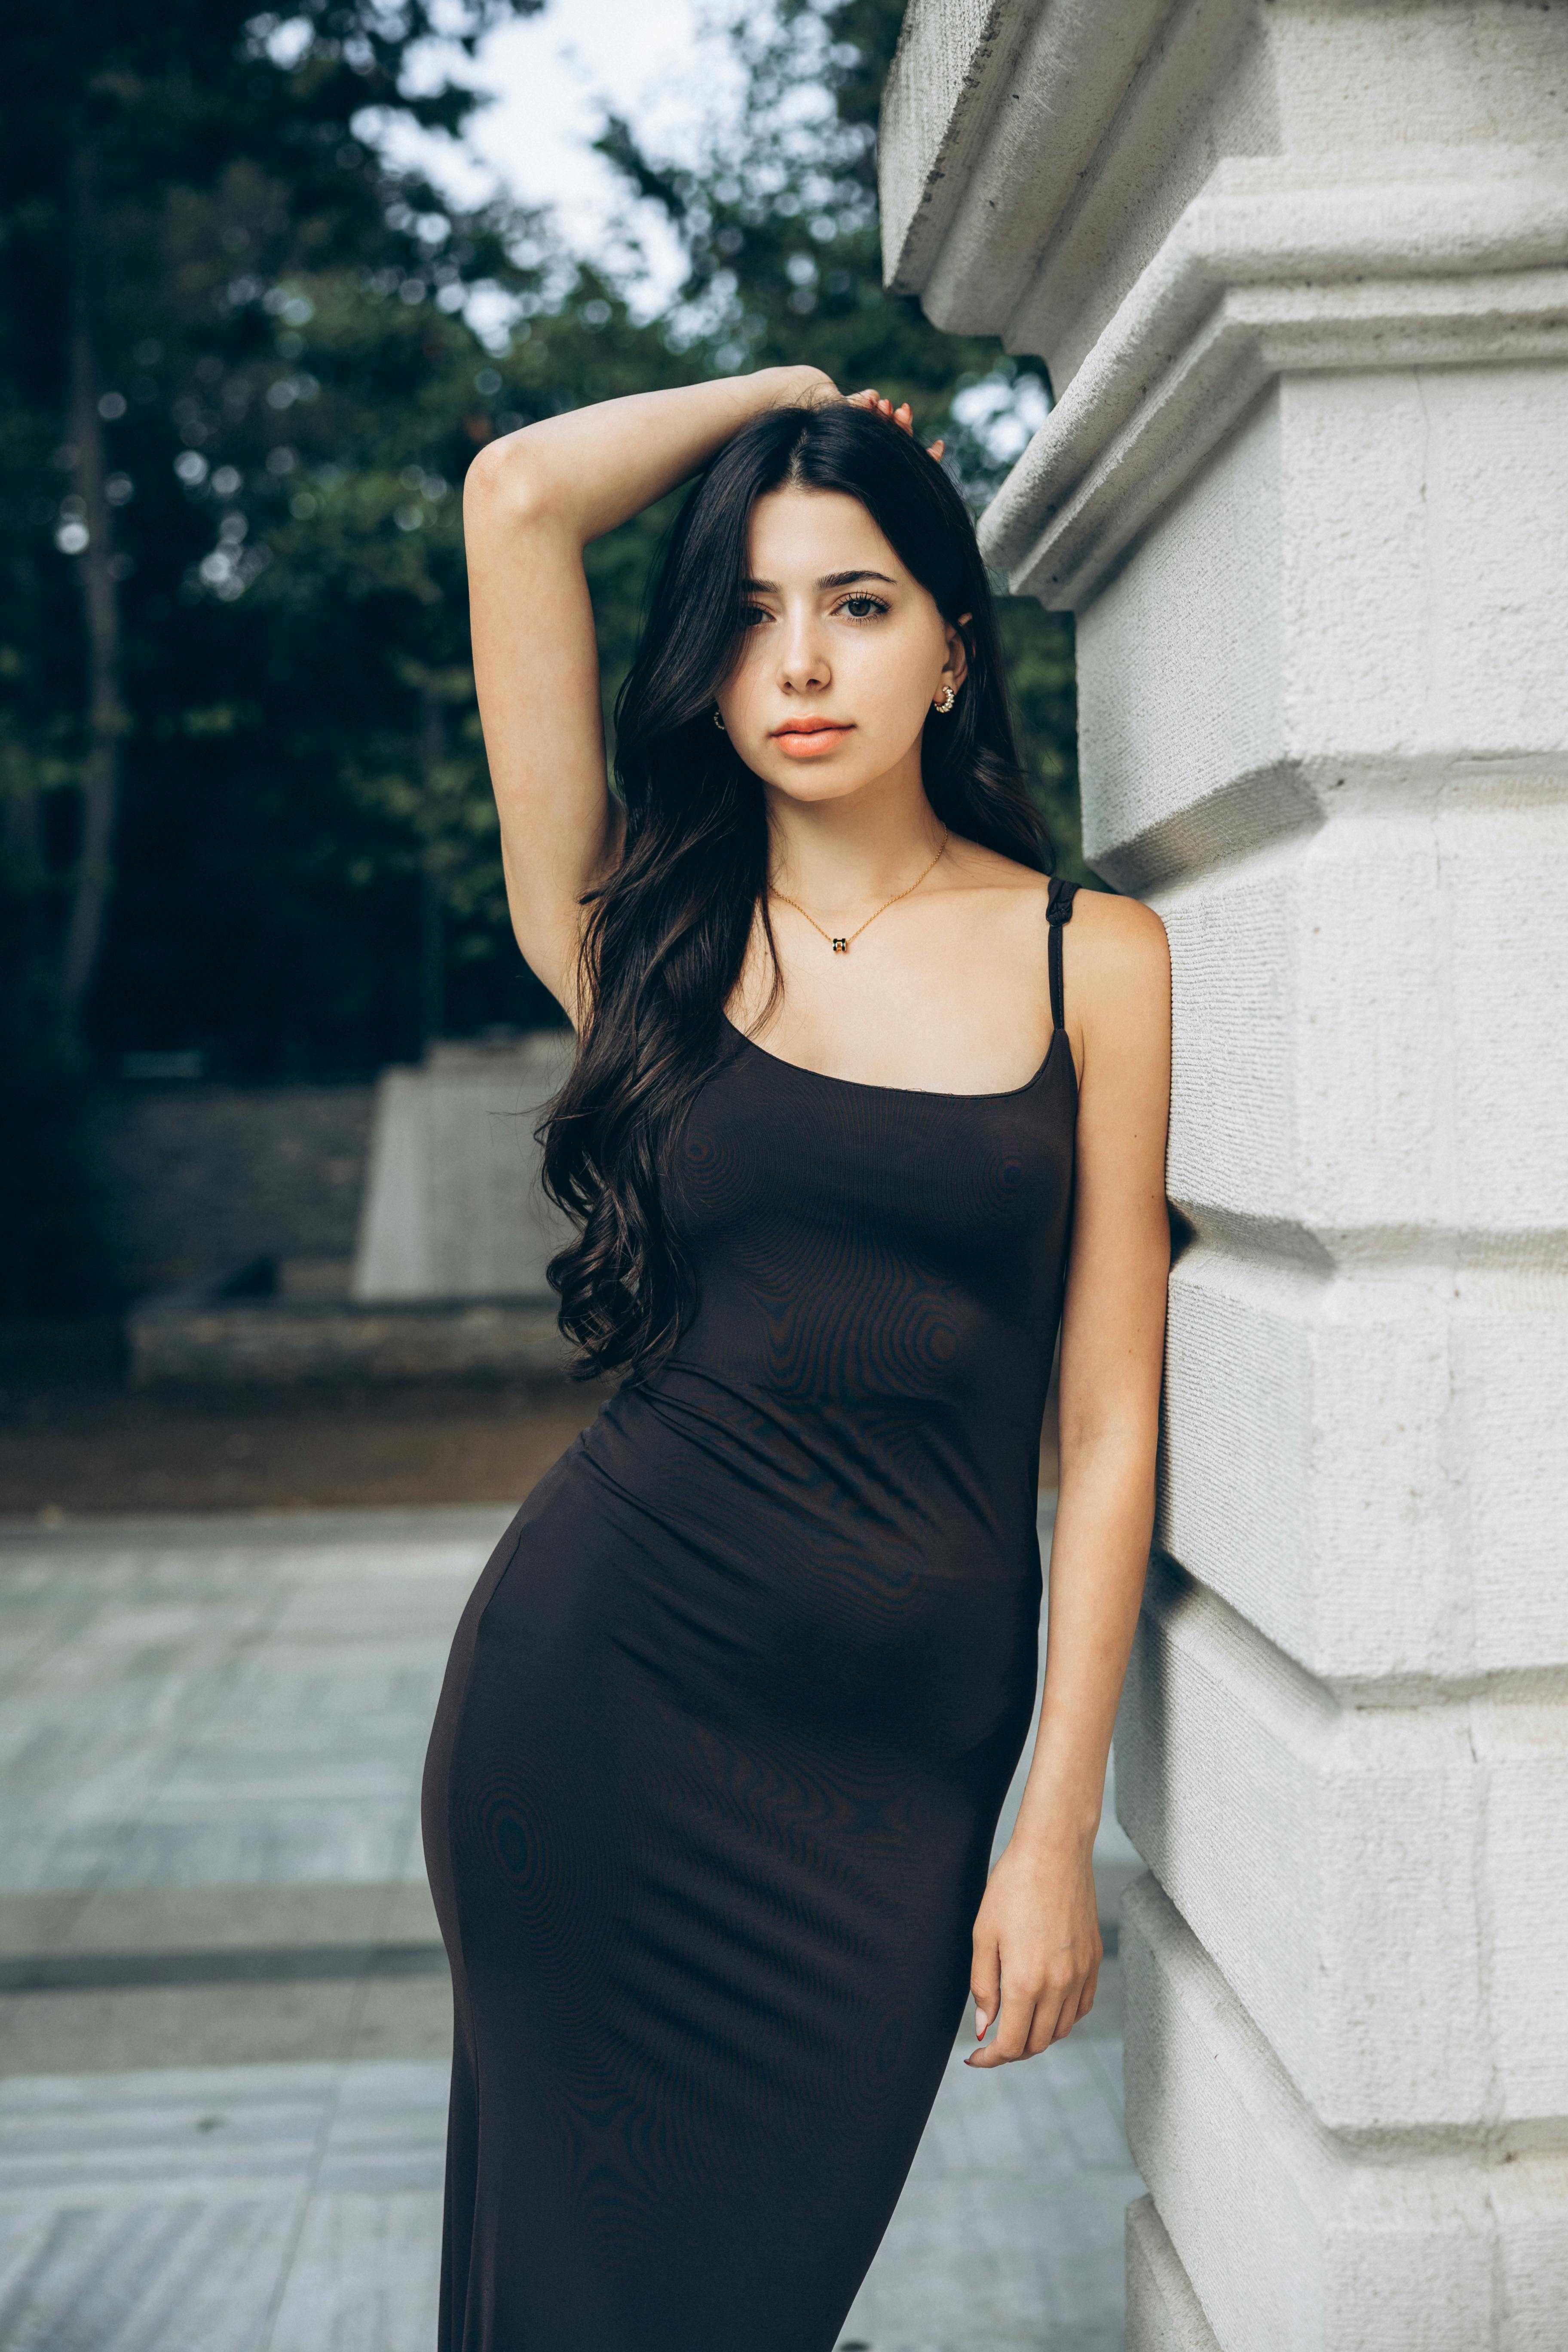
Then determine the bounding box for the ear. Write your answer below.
[942,613,972,694]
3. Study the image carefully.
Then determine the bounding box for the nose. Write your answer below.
[775,607,830,696]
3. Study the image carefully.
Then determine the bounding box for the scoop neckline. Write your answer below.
[718,1010,1071,1103]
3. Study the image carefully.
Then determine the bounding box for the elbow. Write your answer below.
[1057,1396,1160,1488]
[463,431,558,532]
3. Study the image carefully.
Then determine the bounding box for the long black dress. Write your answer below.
[422,877,1080,2352]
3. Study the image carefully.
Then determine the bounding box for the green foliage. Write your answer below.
[0,0,563,1083]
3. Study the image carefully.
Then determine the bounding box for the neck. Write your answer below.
[765,757,946,916]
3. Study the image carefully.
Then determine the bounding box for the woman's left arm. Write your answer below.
[967,891,1172,2067]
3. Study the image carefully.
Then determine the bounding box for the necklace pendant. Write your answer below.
[831,937,849,954]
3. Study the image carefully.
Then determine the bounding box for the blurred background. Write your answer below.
[1,0,1081,1518]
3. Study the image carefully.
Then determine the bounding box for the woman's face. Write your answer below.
[714,487,967,806]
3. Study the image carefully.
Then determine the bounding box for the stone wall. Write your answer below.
[882,3,1568,2344]
[80,1082,374,1300]
[352,1035,576,1303]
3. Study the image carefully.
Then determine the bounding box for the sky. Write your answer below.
[382,0,1049,455]
[389,0,750,300]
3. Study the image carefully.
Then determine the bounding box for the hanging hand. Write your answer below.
[965,1828,1101,2067]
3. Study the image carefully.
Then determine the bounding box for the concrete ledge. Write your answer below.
[1122,1876,1568,2351]
[1125,2194,1220,2352]
[0,1502,521,1547]
[128,1282,572,1386]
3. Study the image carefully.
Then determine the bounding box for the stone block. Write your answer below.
[1069,373,1568,888]
[1157,1243,1568,1683]
[1152,811,1568,1235]
[353,1035,575,1303]
[1126,2194,1221,2352]
[80,1082,374,1300]
[1115,1566,1568,2130]
[1122,1876,1568,2351]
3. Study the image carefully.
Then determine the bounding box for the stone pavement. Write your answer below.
[0,1501,1143,2350]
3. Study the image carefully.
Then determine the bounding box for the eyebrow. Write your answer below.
[741,569,898,594]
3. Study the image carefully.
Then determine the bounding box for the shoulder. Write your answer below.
[938,835,1050,897]
[1064,883,1167,972]
[1063,887,1170,1091]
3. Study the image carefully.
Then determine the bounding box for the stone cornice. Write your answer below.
[978,165,1568,607]
[879,0,1176,311]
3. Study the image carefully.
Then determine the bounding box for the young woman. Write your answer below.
[422,364,1171,2352]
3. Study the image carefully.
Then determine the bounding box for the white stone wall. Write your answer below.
[353,1035,575,1301]
[882,3,1568,2343]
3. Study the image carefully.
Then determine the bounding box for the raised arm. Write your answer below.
[462,364,833,1020]
[968,889,1172,2065]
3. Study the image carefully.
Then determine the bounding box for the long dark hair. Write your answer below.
[539,399,1051,1381]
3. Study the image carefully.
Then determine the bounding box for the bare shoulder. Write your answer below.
[940,836,1052,901]
[1066,885,1168,978]
[1065,888,1170,1092]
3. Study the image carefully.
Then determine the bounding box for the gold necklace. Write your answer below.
[770,829,950,954]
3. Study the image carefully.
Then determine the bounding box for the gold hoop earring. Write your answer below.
[712,709,726,733]
[934,685,957,716]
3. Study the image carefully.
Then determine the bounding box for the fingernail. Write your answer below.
[975,2011,988,2037]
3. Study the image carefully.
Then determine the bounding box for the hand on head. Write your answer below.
[847,388,945,466]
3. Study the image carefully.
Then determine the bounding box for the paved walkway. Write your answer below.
[0,1503,1142,2350]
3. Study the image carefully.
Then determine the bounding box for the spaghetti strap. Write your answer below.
[1047,877,1079,1035]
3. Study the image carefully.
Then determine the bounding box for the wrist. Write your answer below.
[769,363,836,407]
[1010,1788,1101,1861]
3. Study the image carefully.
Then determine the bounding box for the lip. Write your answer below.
[771,719,852,758]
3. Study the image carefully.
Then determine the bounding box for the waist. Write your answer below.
[586,1358,1040,1569]
[542,1371,1043,1762]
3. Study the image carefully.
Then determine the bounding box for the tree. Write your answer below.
[0,0,565,1303]
[0,0,545,1066]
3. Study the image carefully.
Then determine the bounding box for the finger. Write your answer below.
[894,402,913,429]
[970,1942,1000,2045]
[927,438,945,461]
[965,1985,1035,2068]
[1026,1996,1069,2056]
[1049,1968,1094,2044]
[848,389,879,406]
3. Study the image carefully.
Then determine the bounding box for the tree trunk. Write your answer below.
[1,778,55,1055]
[418,679,447,1054]
[58,129,127,1040]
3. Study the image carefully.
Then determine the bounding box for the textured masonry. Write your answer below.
[881,3,1568,2344]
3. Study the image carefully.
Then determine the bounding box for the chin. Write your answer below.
[758,762,873,805]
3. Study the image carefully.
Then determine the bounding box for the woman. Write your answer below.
[422,364,1171,2352]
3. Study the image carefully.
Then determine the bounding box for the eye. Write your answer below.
[739,602,772,628]
[836,594,889,621]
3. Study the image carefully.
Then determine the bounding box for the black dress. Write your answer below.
[422,878,1081,2352]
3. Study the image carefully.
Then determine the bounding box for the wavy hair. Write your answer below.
[539,399,1051,1381]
